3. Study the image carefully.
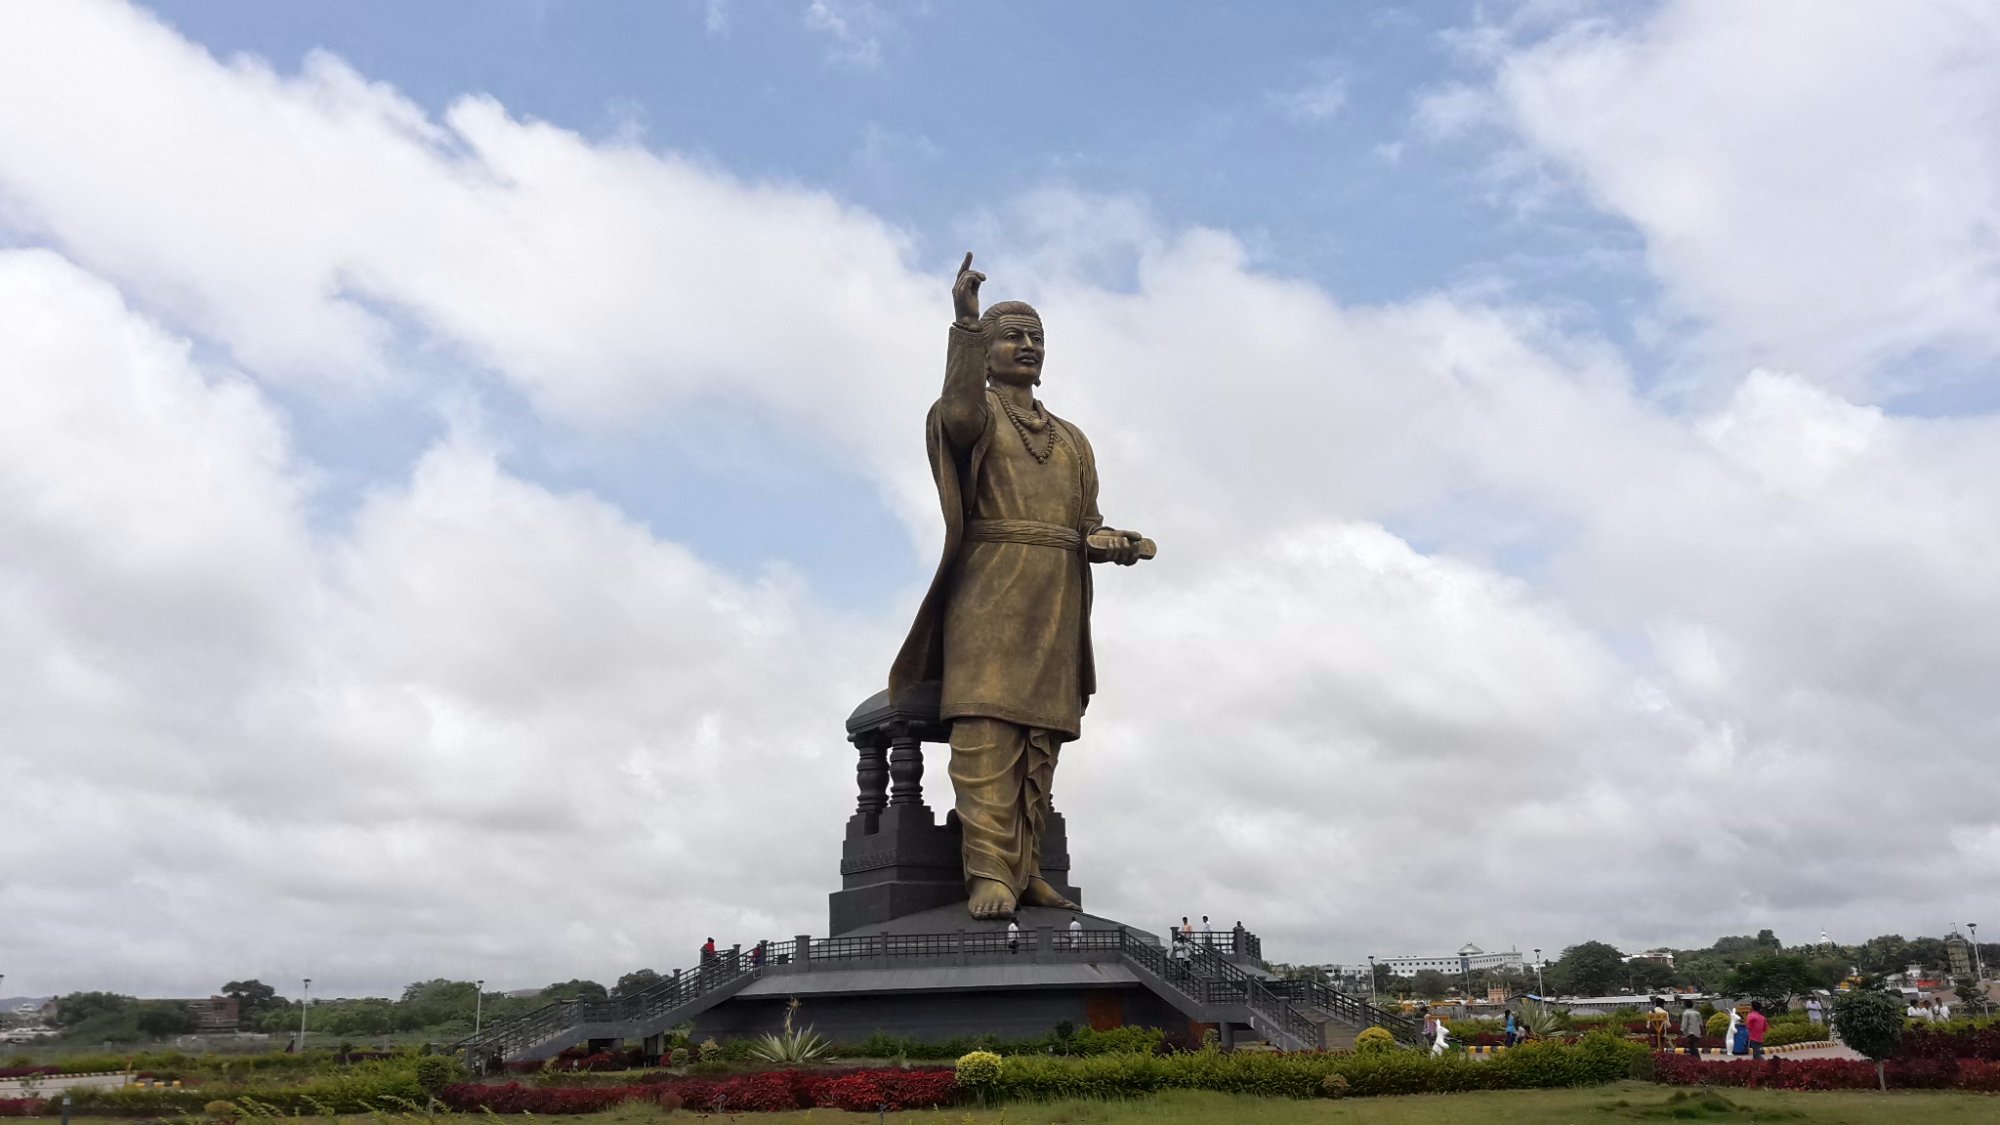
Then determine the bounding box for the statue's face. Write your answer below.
[985,318,1044,387]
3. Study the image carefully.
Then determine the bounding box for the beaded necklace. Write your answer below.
[996,392,1058,464]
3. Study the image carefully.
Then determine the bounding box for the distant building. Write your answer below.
[1626,949,1675,968]
[166,996,241,1033]
[1312,965,1378,989]
[1377,944,1525,977]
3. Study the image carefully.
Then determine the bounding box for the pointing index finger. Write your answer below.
[960,251,974,276]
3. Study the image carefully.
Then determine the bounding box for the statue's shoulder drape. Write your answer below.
[888,396,988,708]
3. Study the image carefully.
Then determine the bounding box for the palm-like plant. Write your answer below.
[748,998,832,1064]
[1516,1000,1568,1039]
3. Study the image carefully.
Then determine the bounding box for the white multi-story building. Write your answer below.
[1376,944,1525,977]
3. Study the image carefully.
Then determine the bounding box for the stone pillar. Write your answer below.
[886,721,924,806]
[853,732,888,831]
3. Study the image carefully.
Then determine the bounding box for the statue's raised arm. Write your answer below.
[938,252,989,449]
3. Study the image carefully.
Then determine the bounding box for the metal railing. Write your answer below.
[1263,978,1423,1044]
[1180,941,1321,1049]
[460,923,1308,1060]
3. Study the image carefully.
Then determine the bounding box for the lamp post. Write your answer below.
[1971,923,1988,1016]
[474,979,485,1036]
[1533,949,1545,997]
[1367,957,1378,1004]
[299,978,311,1049]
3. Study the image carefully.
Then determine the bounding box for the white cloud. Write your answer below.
[1,0,1998,998]
[1474,0,2000,394]
[1272,77,1349,123]
[804,0,893,68]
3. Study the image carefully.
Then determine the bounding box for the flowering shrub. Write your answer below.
[956,1050,1003,1094]
[1351,1027,1396,1055]
[0,1100,47,1118]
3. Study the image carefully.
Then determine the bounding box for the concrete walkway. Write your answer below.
[0,1073,131,1095]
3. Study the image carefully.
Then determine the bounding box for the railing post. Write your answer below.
[957,929,968,967]
[795,933,812,968]
[875,933,889,967]
[1035,926,1052,964]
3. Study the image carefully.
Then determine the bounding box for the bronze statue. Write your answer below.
[890,253,1154,920]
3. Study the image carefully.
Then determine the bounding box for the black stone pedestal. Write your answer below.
[829,683,1080,936]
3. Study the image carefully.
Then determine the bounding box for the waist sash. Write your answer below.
[964,518,1082,552]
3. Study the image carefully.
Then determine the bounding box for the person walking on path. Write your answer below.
[1805,996,1823,1026]
[1679,999,1704,1057]
[1007,919,1020,954]
[1502,1008,1517,1048]
[1200,916,1213,949]
[1745,1001,1769,1060]
[1647,998,1671,1050]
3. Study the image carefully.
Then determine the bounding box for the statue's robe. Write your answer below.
[889,322,1103,894]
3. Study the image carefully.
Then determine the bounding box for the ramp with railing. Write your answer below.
[457,926,1411,1061]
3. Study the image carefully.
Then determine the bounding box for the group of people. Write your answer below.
[1645,996,1774,1058]
[1001,913,1089,952]
[1906,997,1952,1021]
[1167,916,1247,955]
[694,937,772,970]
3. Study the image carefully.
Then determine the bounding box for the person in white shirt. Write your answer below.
[1068,914,1083,949]
[1007,919,1020,954]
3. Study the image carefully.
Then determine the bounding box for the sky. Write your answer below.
[2,0,1998,1001]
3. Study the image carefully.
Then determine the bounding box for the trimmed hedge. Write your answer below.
[439,1068,957,1113]
[34,1060,432,1116]
[979,1032,1648,1102]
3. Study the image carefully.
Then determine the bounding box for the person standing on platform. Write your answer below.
[1068,914,1083,949]
[1007,919,1020,954]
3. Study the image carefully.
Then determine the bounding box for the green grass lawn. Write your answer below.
[60,1082,1958,1124]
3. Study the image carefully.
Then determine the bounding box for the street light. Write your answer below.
[1533,949,1546,997]
[299,979,311,1049]
[1971,924,1988,1016]
[474,980,485,1036]
[1367,957,1378,1004]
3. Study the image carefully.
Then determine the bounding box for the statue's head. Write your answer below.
[980,300,1043,388]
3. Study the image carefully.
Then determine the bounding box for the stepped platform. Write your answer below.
[456,688,1422,1066]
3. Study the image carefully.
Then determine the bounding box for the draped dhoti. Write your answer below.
[948,717,1060,895]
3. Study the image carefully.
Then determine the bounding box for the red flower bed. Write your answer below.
[440,1067,957,1114]
[1655,1052,2000,1092]
[1899,1025,2000,1062]
[0,1069,58,1080]
[1654,1054,1876,1090]
[0,1100,48,1118]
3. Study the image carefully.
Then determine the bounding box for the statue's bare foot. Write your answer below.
[1021,877,1078,910]
[967,878,1017,920]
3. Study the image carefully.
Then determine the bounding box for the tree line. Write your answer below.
[1276,929,1995,1007]
[26,969,668,1044]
